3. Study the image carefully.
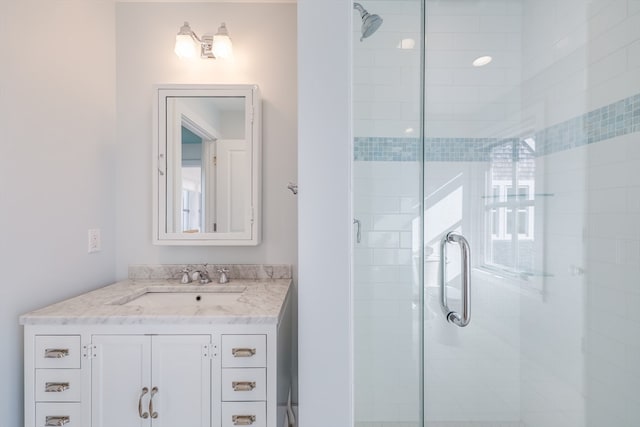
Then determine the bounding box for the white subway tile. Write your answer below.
[627,187,640,213]
[451,68,509,86]
[588,48,628,87]
[372,248,413,266]
[587,162,630,190]
[427,15,480,33]
[479,15,523,33]
[586,134,629,166]
[373,214,417,231]
[629,38,640,69]
[588,0,628,39]
[588,188,628,213]
[589,69,640,109]
[586,237,620,263]
[370,67,403,84]
[425,68,455,85]
[588,282,628,315]
[380,13,422,33]
[354,248,374,267]
[365,231,400,249]
[353,101,372,119]
[371,101,402,120]
[374,49,421,68]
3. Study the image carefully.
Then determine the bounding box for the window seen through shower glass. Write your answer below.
[484,138,536,273]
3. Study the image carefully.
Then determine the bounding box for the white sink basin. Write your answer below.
[121,290,244,308]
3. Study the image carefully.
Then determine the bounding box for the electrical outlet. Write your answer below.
[88,229,101,253]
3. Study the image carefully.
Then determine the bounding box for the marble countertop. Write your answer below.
[19,278,291,326]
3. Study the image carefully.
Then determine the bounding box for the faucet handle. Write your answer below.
[180,268,192,284]
[217,268,229,284]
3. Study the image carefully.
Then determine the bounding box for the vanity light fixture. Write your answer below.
[174,21,233,60]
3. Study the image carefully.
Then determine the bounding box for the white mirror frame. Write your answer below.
[152,84,262,246]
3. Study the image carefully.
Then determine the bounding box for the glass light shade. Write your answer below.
[212,34,233,59]
[175,34,198,59]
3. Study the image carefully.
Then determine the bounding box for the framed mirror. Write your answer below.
[152,84,261,245]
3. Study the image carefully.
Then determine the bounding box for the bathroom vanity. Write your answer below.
[20,265,293,427]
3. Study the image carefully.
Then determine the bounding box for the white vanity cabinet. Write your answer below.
[24,324,290,427]
[91,335,211,427]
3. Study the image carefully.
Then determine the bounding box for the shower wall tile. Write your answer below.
[355,92,640,162]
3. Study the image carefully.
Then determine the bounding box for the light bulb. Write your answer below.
[212,23,233,59]
[175,34,198,59]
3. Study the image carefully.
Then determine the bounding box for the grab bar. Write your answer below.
[439,231,471,327]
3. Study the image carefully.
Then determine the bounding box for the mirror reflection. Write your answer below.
[166,96,249,234]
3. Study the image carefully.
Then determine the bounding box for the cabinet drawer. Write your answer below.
[36,402,82,427]
[35,336,81,369]
[222,335,266,368]
[222,368,266,401]
[222,402,266,427]
[35,369,82,402]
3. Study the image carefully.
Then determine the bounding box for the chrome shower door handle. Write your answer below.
[439,231,471,327]
[353,218,361,244]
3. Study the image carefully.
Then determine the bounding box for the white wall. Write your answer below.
[0,1,117,425]
[114,2,297,277]
[298,0,353,426]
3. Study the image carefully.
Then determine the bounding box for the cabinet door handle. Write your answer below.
[232,381,256,391]
[232,348,256,357]
[44,349,69,359]
[138,387,149,419]
[232,415,256,425]
[149,386,159,419]
[45,416,70,426]
[45,382,70,393]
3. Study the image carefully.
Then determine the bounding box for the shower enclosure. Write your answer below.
[353,1,640,426]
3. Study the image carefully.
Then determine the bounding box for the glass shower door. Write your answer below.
[353,1,424,426]
[423,0,640,426]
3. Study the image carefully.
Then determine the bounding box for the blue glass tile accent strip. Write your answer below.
[354,93,640,161]
[353,137,420,161]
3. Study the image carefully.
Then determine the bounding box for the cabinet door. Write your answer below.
[151,335,211,427]
[91,335,151,427]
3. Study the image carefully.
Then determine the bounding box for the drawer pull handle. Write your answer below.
[232,348,256,357]
[232,381,256,391]
[138,387,149,419]
[45,416,70,426]
[45,382,70,393]
[232,415,256,425]
[44,349,69,359]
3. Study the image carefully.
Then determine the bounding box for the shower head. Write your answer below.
[354,2,383,42]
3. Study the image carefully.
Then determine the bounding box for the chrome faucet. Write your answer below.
[182,265,212,284]
[198,266,212,284]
